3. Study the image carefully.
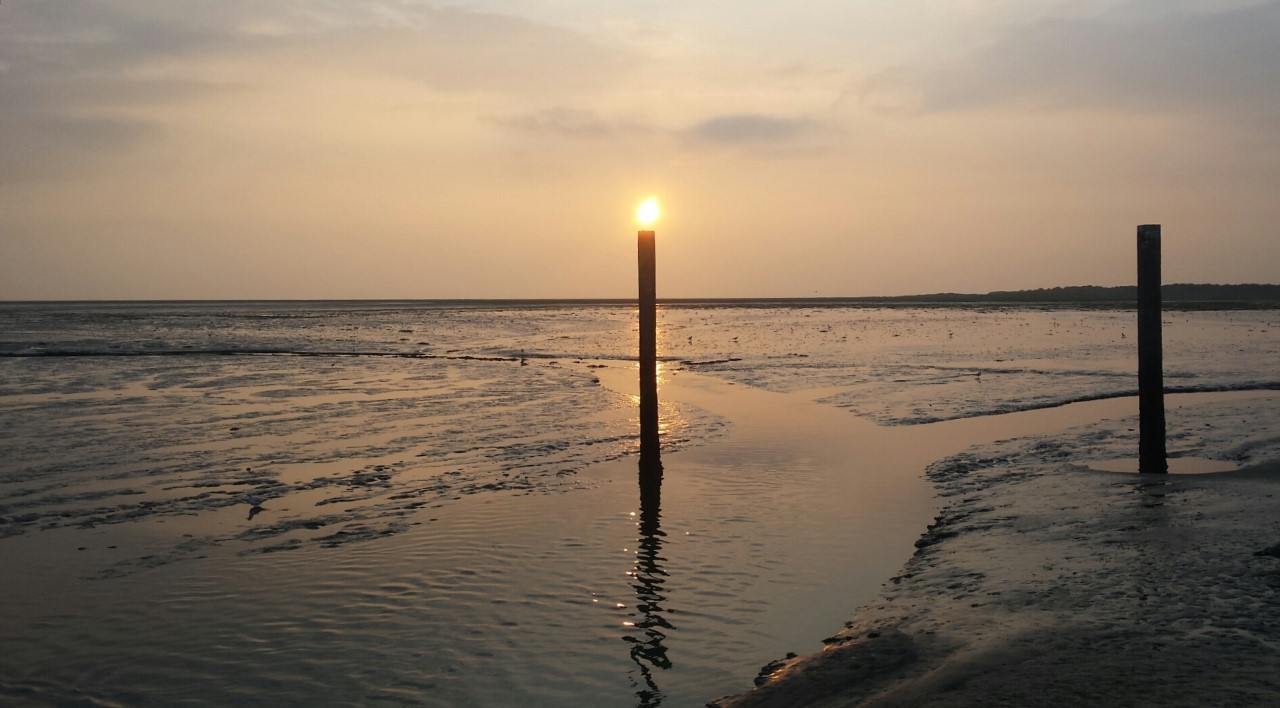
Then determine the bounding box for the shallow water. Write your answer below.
[1088,457,1240,474]
[1,302,1278,706]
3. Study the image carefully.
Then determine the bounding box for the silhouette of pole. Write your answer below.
[632,222,665,696]
[632,221,666,700]
[638,229,660,461]
[1137,224,1167,474]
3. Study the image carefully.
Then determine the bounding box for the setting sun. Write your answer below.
[636,198,660,226]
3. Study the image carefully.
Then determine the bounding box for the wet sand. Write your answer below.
[711,392,1280,707]
[9,360,1270,705]
[2,359,1137,706]
[4,303,1279,705]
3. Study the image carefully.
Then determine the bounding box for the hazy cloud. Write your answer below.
[0,0,236,180]
[859,2,1280,127]
[0,0,632,94]
[490,108,649,138]
[0,114,153,182]
[0,0,632,181]
[686,114,822,145]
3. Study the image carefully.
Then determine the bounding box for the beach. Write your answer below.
[712,391,1280,707]
[2,302,1278,706]
[7,1,1279,704]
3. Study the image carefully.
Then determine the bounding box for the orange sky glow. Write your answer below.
[1,0,1278,299]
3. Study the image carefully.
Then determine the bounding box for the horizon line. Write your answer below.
[4,283,1280,306]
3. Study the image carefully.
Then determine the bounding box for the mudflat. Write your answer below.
[712,393,1280,707]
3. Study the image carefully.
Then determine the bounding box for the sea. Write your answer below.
[1,300,1277,706]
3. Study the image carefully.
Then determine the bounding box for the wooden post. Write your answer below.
[638,230,661,465]
[632,238,666,680]
[1137,224,1167,474]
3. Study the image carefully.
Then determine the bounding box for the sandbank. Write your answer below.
[711,393,1280,707]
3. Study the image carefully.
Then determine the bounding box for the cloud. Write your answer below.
[857,1,1280,127]
[0,0,245,182]
[0,0,630,94]
[490,108,649,138]
[685,114,822,145]
[0,114,154,182]
[0,0,633,181]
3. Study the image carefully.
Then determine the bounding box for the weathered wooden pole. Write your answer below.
[1137,224,1167,473]
[638,227,660,463]
[632,213,666,688]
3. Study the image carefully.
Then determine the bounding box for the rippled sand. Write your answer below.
[712,392,1280,707]
[2,303,1278,706]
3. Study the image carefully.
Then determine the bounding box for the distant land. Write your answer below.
[660,284,1280,309]
[848,283,1280,305]
[5,284,1279,308]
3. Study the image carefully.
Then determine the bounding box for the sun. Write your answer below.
[636,198,660,226]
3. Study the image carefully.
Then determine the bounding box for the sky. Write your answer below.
[1,0,1277,299]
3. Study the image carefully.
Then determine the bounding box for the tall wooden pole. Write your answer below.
[638,229,661,465]
[1137,224,1167,474]
[631,228,666,696]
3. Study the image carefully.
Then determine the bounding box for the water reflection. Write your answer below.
[626,454,668,706]
[1131,476,1174,514]
[626,347,670,706]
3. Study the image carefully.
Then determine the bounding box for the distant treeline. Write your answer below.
[860,284,1280,305]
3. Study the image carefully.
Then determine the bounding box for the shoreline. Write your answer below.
[5,341,1278,704]
[4,304,1279,705]
[710,391,1280,707]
